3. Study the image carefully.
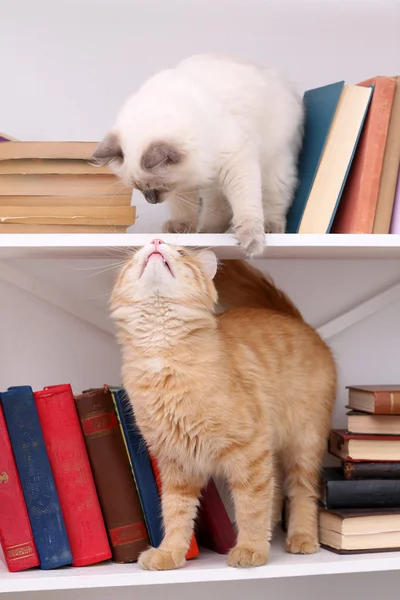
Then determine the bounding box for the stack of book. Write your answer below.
[0,384,235,572]
[0,134,135,233]
[320,385,400,554]
[286,75,400,234]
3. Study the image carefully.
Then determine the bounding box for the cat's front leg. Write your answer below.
[220,151,265,257]
[162,192,199,234]
[139,460,205,571]
[224,443,274,568]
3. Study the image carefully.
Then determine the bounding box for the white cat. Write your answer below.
[93,54,304,256]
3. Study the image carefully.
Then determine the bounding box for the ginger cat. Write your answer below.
[110,240,336,570]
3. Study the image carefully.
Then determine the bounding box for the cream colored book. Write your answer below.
[0,174,131,196]
[0,205,136,226]
[0,195,132,207]
[0,141,97,160]
[0,224,127,233]
[299,84,373,233]
[0,159,111,175]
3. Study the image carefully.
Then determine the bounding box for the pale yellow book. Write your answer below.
[0,174,131,196]
[0,159,111,175]
[0,195,132,207]
[0,205,136,226]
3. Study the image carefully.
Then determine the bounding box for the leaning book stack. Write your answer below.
[0,382,235,573]
[0,134,135,233]
[320,385,400,554]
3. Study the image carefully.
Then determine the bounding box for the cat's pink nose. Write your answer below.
[151,238,164,249]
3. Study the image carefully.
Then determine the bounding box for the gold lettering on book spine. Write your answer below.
[0,471,8,484]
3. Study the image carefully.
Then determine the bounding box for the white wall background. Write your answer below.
[1,0,400,597]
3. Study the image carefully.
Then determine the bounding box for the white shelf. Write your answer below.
[1,233,400,259]
[2,537,400,593]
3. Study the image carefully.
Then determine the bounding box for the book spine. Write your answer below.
[323,479,400,509]
[150,455,199,559]
[343,461,400,480]
[0,387,72,569]
[196,479,236,555]
[34,385,112,566]
[75,388,149,563]
[111,389,163,549]
[389,169,400,233]
[374,391,400,414]
[0,404,39,572]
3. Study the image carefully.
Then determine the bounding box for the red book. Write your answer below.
[0,404,39,572]
[34,385,111,566]
[196,479,236,555]
[332,76,396,233]
[329,429,400,463]
[150,455,199,559]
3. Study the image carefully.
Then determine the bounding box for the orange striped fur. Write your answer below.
[111,244,336,570]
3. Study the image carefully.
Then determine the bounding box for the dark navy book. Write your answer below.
[0,386,72,569]
[111,387,163,548]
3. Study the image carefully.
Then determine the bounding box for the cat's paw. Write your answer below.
[162,220,196,234]
[138,547,186,571]
[286,533,319,555]
[264,219,286,234]
[235,225,265,257]
[227,545,269,568]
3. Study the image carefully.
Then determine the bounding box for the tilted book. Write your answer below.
[0,386,72,569]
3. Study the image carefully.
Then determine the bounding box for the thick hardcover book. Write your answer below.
[321,467,400,509]
[34,385,111,566]
[347,385,400,415]
[110,387,163,549]
[150,455,199,559]
[75,388,149,563]
[332,76,397,233]
[196,479,236,555]
[0,404,39,572]
[319,506,400,554]
[0,386,72,569]
[286,81,344,233]
[390,170,400,233]
[329,429,400,462]
[373,77,400,233]
[347,411,400,436]
[343,461,400,480]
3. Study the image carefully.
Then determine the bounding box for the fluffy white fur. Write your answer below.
[93,54,304,256]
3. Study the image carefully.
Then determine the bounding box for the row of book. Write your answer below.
[319,385,400,554]
[0,134,135,233]
[286,75,400,234]
[0,384,235,572]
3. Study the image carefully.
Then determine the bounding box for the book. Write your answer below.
[34,384,112,567]
[0,141,97,160]
[0,386,72,569]
[347,411,400,435]
[0,404,39,572]
[286,81,345,232]
[329,429,400,462]
[0,194,132,207]
[0,224,127,233]
[321,467,400,509]
[389,169,400,233]
[74,388,149,563]
[343,461,400,480]
[319,507,400,553]
[150,455,199,559]
[0,205,136,226]
[373,77,400,233]
[0,174,131,196]
[110,387,163,549]
[196,479,236,555]
[347,385,400,414]
[0,159,111,175]
[295,83,372,233]
[332,76,397,233]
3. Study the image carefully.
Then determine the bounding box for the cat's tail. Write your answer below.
[214,260,303,321]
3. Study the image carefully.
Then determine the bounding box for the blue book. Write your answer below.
[111,388,163,548]
[286,81,345,233]
[0,386,72,569]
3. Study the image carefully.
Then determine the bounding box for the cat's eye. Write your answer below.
[177,250,186,256]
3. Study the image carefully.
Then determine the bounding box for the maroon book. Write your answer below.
[329,429,400,462]
[196,479,236,554]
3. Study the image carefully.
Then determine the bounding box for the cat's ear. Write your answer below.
[91,132,124,166]
[197,250,218,280]
[141,142,182,170]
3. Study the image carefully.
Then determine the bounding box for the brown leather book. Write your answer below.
[75,388,149,563]
[347,385,400,415]
[332,76,396,233]
[373,76,400,233]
